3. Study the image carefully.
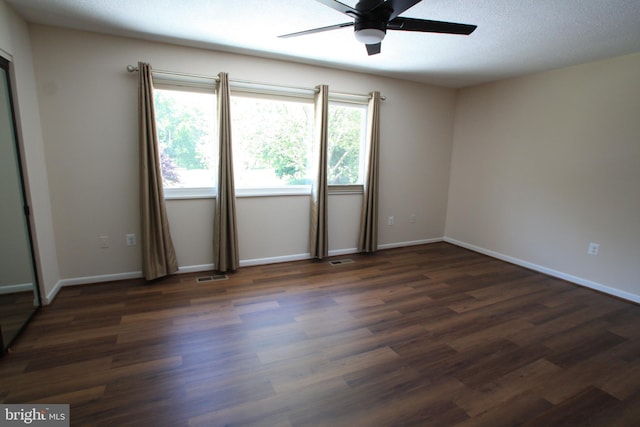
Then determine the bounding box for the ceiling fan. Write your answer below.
[279,0,477,55]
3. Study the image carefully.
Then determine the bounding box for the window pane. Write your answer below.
[328,103,366,185]
[154,89,216,189]
[231,96,313,188]
[153,88,368,195]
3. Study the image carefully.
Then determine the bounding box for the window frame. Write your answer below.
[153,82,218,200]
[327,100,368,188]
[154,80,369,199]
[230,90,315,197]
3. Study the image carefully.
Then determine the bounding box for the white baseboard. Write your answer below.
[328,247,359,257]
[178,264,215,274]
[444,237,640,304]
[378,237,444,250]
[43,238,446,304]
[240,253,311,267]
[239,240,442,267]
[45,271,143,304]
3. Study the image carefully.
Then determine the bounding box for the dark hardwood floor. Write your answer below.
[1,242,639,426]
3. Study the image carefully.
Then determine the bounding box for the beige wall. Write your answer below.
[446,53,640,300]
[0,1,60,301]
[28,25,457,283]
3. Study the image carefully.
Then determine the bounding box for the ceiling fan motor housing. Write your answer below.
[354,0,390,43]
[354,17,388,34]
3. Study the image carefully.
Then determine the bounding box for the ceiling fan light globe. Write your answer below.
[354,28,386,44]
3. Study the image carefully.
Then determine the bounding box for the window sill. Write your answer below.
[164,187,216,200]
[237,186,310,197]
[164,185,363,200]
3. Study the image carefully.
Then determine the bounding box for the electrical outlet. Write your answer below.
[588,242,599,256]
[409,214,416,224]
[388,216,394,225]
[99,236,109,248]
[126,233,137,246]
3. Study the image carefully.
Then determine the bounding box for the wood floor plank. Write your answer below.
[598,360,640,400]
[586,388,640,427]
[454,358,562,417]
[532,358,619,405]
[1,242,639,426]
[453,390,553,427]
[522,386,620,427]
[290,376,469,427]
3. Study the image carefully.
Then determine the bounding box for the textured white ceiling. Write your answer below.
[7,0,640,87]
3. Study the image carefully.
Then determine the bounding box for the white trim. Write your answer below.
[0,283,34,295]
[164,185,364,200]
[45,249,357,302]
[45,271,143,305]
[0,48,13,61]
[41,238,458,304]
[132,65,384,101]
[240,239,451,267]
[151,70,218,91]
[444,237,640,304]
[237,186,311,197]
[329,93,370,105]
[240,253,311,267]
[177,264,215,274]
[164,186,312,199]
[153,74,216,91]
[165,187,216,200]
[44,281,63,304]
[240,247,360,267]
[231,81,315,100]
[328,247,359,257]
[58,271,143,287]
[378,238,444,250]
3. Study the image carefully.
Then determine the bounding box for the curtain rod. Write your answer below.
[126,65,386,101]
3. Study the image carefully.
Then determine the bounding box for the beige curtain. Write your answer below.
[310,85,329,259]
[138,62,179,280]
[358,91,381,253]
[213,72,239,272]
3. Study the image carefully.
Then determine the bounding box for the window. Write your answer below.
[328,102,367,185]
[154,84,369,198]
[154,88,216,197]
[231,94,314,191]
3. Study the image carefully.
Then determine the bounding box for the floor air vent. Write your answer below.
[329,259,354,266]
[196,274,228,283]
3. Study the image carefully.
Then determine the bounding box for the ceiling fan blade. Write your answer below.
[315,0,361,17]
[366,43,382,55]
[380,0,423,20]
[279,22,354,38]
[388,17,477,35]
